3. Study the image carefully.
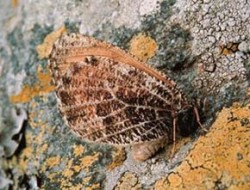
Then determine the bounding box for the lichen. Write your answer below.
[129,33,157,62]
[73,144,85,157]
[155,102,250,189]
[9,66,55,104]
[107,147,126,171]
[45,156,61,169]
[114,172,142,190]
[79,153,100,170]
[1,0,249,189]
[36,26,67,59]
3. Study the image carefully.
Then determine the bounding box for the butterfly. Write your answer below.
[49,33,202,161]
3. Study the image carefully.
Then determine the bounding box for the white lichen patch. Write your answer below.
[171,0,249,95]
[15,0,146,34]
[139,0,161,16]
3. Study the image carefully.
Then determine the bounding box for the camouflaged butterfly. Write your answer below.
[49,33,201,161]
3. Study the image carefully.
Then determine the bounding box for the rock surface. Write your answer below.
[0,0,249,189]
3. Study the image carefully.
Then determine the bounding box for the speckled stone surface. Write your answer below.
[0,0,249,189]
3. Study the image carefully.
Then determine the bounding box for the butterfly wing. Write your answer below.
[49,34,183,145]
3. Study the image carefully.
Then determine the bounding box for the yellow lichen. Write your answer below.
[247,88,250,96]
[108,147,126,170]
[61,181,73,190]
[39,144,49,154]
[86,183,101,190]
[83,176,91,184]
[7,84,105,189]
[82,177,101,190]
[62,168,74,178]
[80,153,100,170]
[34,126,46,143]
[129,33,157,62]
[10,26,66,103]
[73,184,83,190]
[36,26,67,59]
[44,152,102,189]
[3,128,40,174]
[9,66,55,103]
[155,103,250,189]
[73,144,85,157]
[115,172,142,190]
[47,173,57,180]
[45,156,61,169]
[73,165,81,172]
[61,159,74,178]
[66,184,82,190]
[14,147,33,172]
[3,122,49,183]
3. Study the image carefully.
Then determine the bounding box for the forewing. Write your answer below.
[49,34,178,145]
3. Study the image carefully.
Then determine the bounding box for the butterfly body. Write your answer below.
[49,33,197,160]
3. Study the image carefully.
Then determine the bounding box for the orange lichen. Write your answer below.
[73,144,85,157]
[83,176,92,184]
[34,126,46,144]
[79,153,100,170]
[9,66,55,103]
[62,168,74,178]
[114,172,142,190]
[86,183,101,190]
[39,144,49,155]
[63,184,82,190]
[3,123,43,174]
[164,137,193,160]
[47,173,57,180]
[61,159,75,178]
[73,165,81,172]
[7,87,106,189]
[61,181,73,190]
[3,121,49,182]
[14,146,33,172]
[155,103,250,189]
[219,42,240,55]
[82,177,101,190]
[247,88,250,96]
[43,151,101,189]
[108,147,126,170]
[36,26,67,59]
[45,156,61,169]
[129,33,157,62]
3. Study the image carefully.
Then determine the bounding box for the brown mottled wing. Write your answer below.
[49,33,183,145]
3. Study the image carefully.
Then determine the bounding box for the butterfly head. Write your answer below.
[176,104,198,137]
[174,92,205,136]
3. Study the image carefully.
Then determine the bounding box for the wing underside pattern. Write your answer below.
[49,34,186,145]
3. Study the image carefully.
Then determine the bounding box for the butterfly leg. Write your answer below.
[132,137,167,161]
[169,117,177,159]
[193,106,208,132]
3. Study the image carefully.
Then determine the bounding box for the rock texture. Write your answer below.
[0,0,249,189]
